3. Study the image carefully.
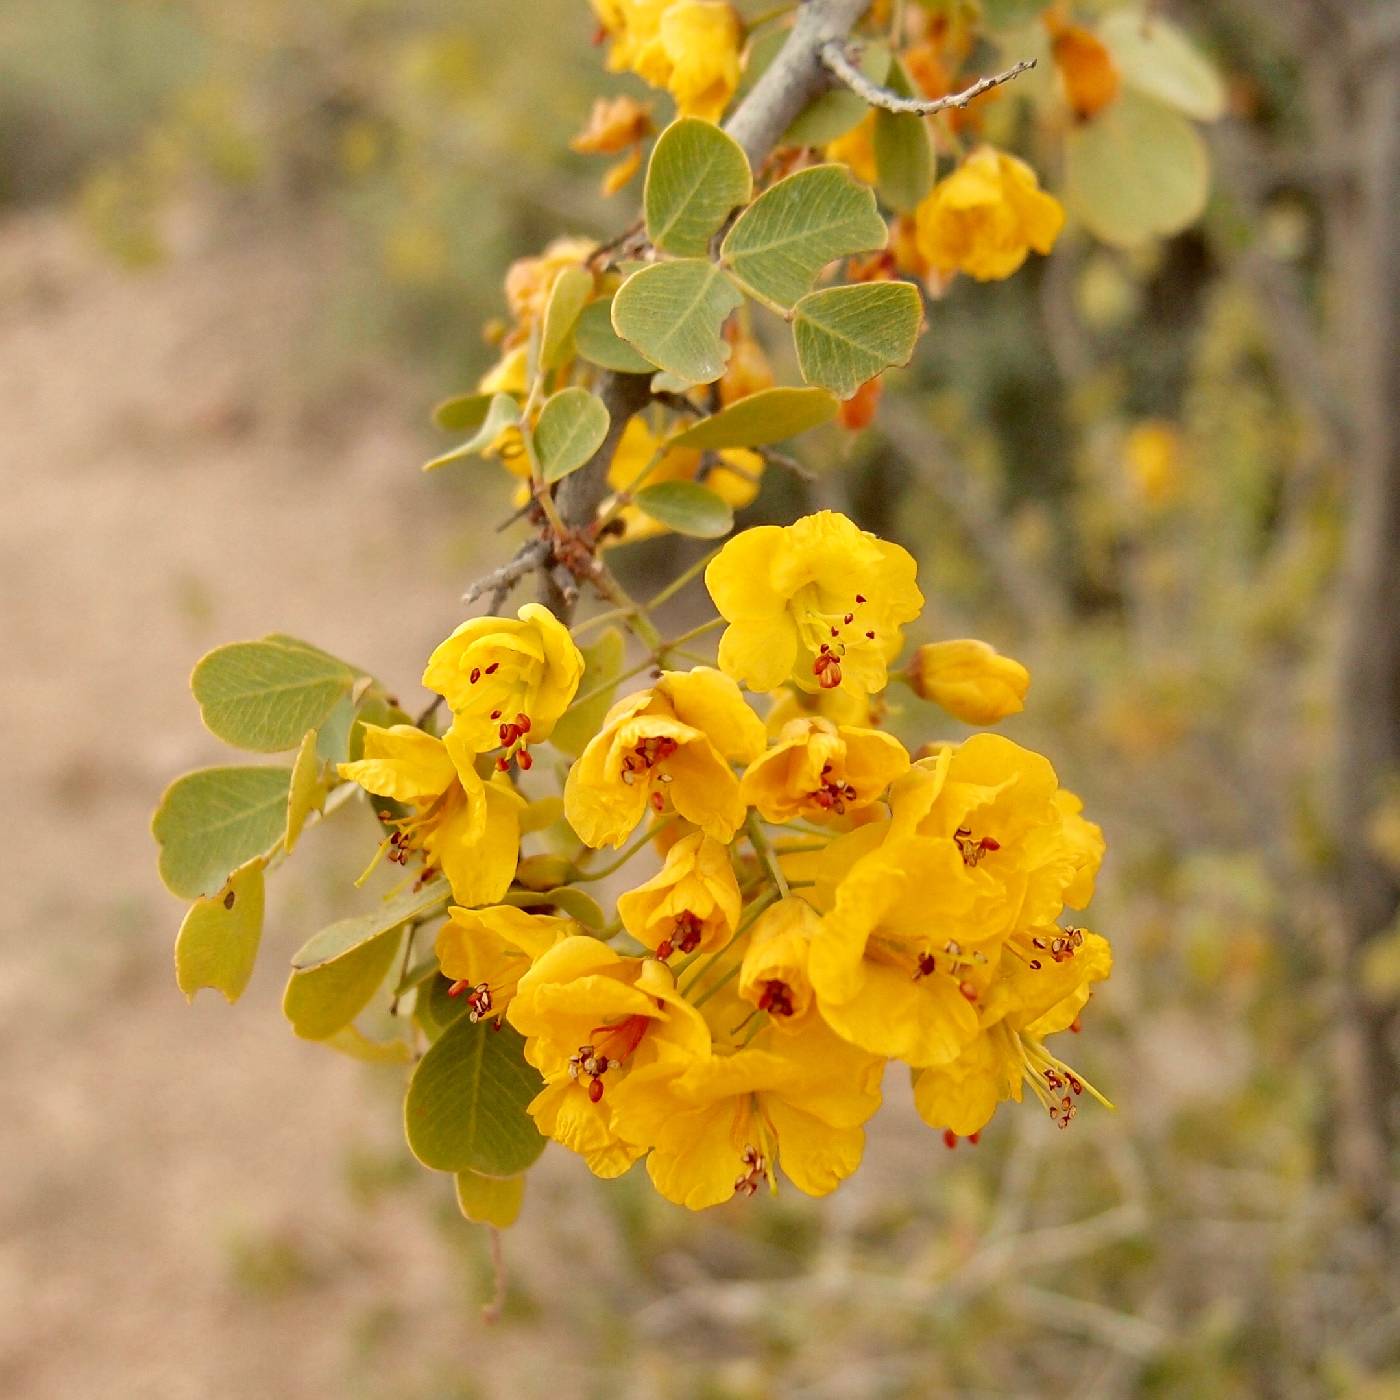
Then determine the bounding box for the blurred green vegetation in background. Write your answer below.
[6,1,1397,1396]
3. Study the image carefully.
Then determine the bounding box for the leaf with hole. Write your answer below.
[153,765,292,899]
[634,480,735,538]
[174,858,266,1004]
[721,165,888,309]
[1064,90,1209,247]
[792,281,922,399]
[573,300,658,373]
[645,117,752,256]
[192,639,356,753]
[669,387,839,450]
[422,393,521,472]
[404,1014,546,1176]
[611,260,743,384]
[534,387,611,483]
[539,265,595,370]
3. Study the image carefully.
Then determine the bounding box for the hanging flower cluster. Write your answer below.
[337,512,1111,1209]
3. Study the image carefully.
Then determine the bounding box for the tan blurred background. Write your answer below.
[3,1,1399,1397]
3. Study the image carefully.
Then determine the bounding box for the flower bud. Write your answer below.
[908,639,1030,726]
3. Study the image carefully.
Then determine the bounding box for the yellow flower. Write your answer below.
[914,147,1064,282]
[422,603,584,758]
[434,904,577,1024]
[1123,419,1184,507]
[912,926,1112,1135]
[763,683,877,736]
[608,1005,883,1208]
[1045,13,1120,122]
[706,511,924,698]
[605,418,762,544]
[503,235,596,333]
[617,830,742,959]
[506,937,710,1178]
[592,1,742,121]
[564,667,766,848]
[569,94,654,154]
[740,716,909,823]
[908,639,1031,725]
[337,724,521,908]
[737,896,819,1027]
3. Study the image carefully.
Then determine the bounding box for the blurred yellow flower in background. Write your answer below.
[908,638,1030,725]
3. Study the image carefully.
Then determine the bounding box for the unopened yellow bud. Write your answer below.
[908,639,1030,726]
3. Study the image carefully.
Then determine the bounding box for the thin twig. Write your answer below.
[481,1228,507,1325]
[462,538,550,605]
[820,44,1037,115]
[759,446,817,482]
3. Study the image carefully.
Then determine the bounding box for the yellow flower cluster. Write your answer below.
[340,512,1110,1208]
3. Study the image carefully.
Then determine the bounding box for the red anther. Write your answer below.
[655,940,673,960]
[819,643,830,654]
[757,980,795,1016]
[516,713,532,734]
[490,709,502,720]
[447,979,470,998]
[484,661,499,675]
[1069,1018,1082,1034]
[843,612,854,625]
[469,667,481,684]
[517,749,534,771]
[959,981,978,1002]
[968,1132,980,1146]
[854,593,866,604]
[1029,959,1042,970]
[865,630,875,640]
[980,837,1001,852]
[913,952,936,979]
[830,626,840,638]
[588,1078,605,1103]
[943,1129,958,1149]
[650,789,666,812]
[818,662,843,689]
[495,755,510,772]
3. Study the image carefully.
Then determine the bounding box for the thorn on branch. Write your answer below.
[820,43,1037,116]
[463,539,551,607]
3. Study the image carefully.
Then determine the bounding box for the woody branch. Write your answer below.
[820,45,1038,115]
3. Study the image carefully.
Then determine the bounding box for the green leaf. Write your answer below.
[668,386,839,450]
[174,858,265,1003]
[415,972,473,1041]
[539,888,608,929]
[550,626,626,757]
[323,1023,413,1064]
[634,480,734,538]
[981,0,1048,27]
[456,1171,525,1227]
[431,391,492,434]
[784,43,890,146]
[721,165,889,309]
[534,387,611,483]
[539,265,594,370]
[792,280,923,399]
[611,260,743,384]
[1099,10,1225,122]
[1064,90,1210,247]
[153,765,292,899]
[645,117,752,256]
[422,393,520,472]
[874,61,933,211]
[283,884,448,1040]
[573,299,658,373]
[191,639,355,753]
[284,729,326,853]
[404,1014,546,1176]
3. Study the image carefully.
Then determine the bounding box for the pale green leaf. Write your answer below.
[1064,91,1210,247]
[535,387,611,483]
[323,1023,414,1064]
[191,639,354,753]
[645,117,752,256]
[174,858,265,1003]
[792,280,922,399]
[153,765,291,899]
[634,480,734,538]
[404,1015,546,1176]
[573,299,658,373]
[784,43,890,146]
[668,386,838,449]
[498,885,608,929]
[456,1171,525,1227]
[540,265,594,370]
[550,626,626,758]
[611,260,743,384]
[284,729,326,853]
[422,393,520,472]
[874,61,933,211]
[283,883,448,1040]
[721,164,889,309]
[1099,10,1225,122]
[431,391,492,433]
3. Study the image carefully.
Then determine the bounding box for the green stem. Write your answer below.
[575,814,677,881]
[746,811,790,899]
[678,886,779,1000]
[644,546,722,612]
